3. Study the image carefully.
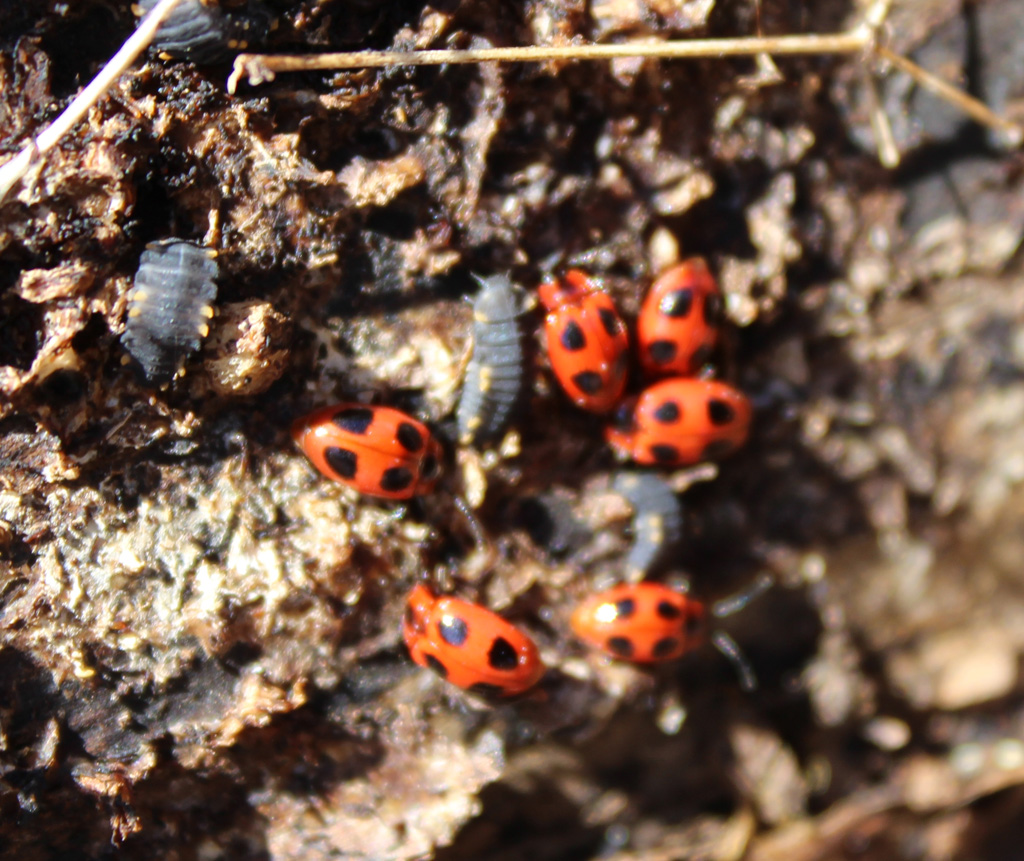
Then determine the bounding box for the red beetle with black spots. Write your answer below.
[638,258,724,378]
[292,404,442,499]
[605,378,751,466]
[403,584,545,696]
[539,270,630,413]
[571,582,707,663]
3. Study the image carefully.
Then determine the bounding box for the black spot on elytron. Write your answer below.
[707,398,736,426]
[488,636,519,671]
[614,598,636,619]
[425,654,448,678]
[660,288,694,318]
[325,447,357,479]
[420,453,439,480]
[702,439,736,460]
[648,340,678,365]
[691,344,712,367]
[333,407,374,435]
[438,615,468,647]
[703,293,724,326]
[653,401,680,424]
[560,320,586,351]
[572,371,603,395]
[611,401,637,432]
[608,636,634,658]
[396,421,424,453]
[598,307,619,337]
[468,682,506,697]
[650,443,681,464]
[652,637,681,658]
[380,466,414,492]
[656,600,682,620]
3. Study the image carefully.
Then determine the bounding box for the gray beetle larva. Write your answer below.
[135,0,274,63]
[456,274,530,446]
[121,239,218,385]
[612,472,684,578]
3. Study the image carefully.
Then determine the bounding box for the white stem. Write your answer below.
[0,0,186,202]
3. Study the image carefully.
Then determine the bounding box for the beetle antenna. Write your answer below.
[452,493,484,543]
[712,571,774,618]
[711,630,757,692]
[451,494,499,579]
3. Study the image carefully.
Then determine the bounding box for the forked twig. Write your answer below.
[0,0,186,203]
[226,15,1023,153]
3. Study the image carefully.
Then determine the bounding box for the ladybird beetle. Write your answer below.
[605,378,751,466]
[612,472,684,579]
[136,0,275,63]
[571,582,706,663]
[456,275,529,446]
[402,584,545,696]
[121,239,218,385]
[638,258,724,377]
[291,404,442,499]
[539,270,629,413]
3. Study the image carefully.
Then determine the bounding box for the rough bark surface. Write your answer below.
[2,1,1024,859]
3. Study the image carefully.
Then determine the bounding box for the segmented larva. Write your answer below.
[456,275,530,446]
[135,0,274,63]
[612,472,684,579]
[121,239,218,385]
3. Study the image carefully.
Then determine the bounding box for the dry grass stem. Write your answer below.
[862,71,901,168]
[875,44,1024,146]
[227,29,873,92]
[0,0,187,203]
[226,17,1023,152]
